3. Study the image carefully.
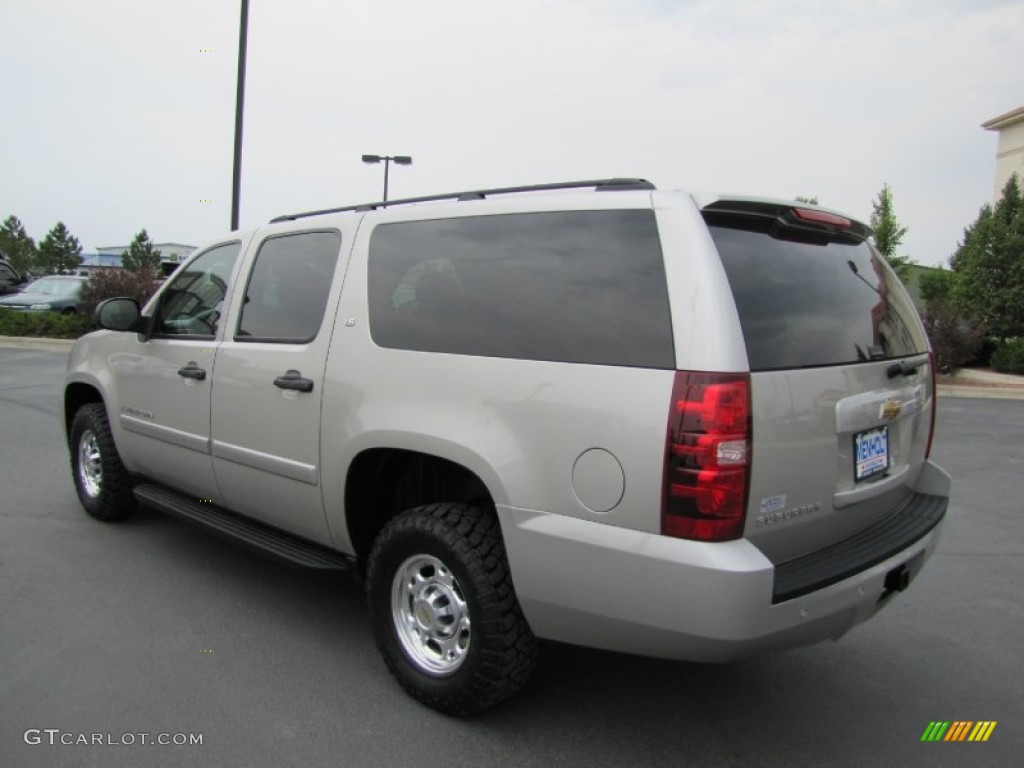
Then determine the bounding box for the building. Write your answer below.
[77,253,124,274]
[901,263,942,313]
[94,242,197,267]
[982,105,1024,200]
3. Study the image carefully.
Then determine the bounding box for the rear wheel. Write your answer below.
[366,503,538,715]
[69,403,135,521]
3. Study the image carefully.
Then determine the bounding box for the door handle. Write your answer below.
[274,369,314,393]
[887,359,922,378]
[177,362,207,381]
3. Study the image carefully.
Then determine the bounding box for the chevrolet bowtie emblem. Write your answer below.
[880,399,902,420]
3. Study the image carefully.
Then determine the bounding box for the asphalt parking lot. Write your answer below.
[1,346,1021,768]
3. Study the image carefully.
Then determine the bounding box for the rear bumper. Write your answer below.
[771,491,945,603]
[498,461,949,661]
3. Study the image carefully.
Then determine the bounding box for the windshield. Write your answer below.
[707,220,927,371]
[25,278,83,297]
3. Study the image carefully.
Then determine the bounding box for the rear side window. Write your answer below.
[236,230,341,343]
[367,210,673,368]
[708,220,927,371]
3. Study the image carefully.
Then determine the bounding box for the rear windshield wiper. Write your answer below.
[846,259,918,364]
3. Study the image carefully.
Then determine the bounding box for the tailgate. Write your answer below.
[703,199,936,562]
[745,359,933,562]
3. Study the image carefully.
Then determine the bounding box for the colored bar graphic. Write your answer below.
[921,722,949,741]
[921,720,996,742]
[945,721,972,741]
[969,722,997,742]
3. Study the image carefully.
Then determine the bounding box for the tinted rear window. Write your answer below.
[708,220,927,371]
[368,210,674,368]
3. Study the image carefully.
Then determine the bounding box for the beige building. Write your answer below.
[982,105,1024,200]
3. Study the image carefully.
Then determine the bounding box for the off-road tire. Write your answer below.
[366,503,538,715]
[69,403,135,521]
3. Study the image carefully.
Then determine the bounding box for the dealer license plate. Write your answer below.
[854,426,889,481]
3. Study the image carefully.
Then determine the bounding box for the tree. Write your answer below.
[919,265,954,304]
[121,229,162,272]
[919,267,983,372]
[0,216,37,275]
[36,222,83,274]
[870,183,913,281]
[950,173,1024,342]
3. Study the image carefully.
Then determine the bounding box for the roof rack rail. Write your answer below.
[270,178,655,223]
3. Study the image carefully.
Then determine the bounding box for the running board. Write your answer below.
[133,484,353,571]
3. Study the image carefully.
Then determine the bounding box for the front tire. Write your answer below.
[69,403,135,521]
[366,503,538,715]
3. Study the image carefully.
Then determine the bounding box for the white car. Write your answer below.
[64,179,949,714]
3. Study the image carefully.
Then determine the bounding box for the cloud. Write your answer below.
[1,0,1021,265]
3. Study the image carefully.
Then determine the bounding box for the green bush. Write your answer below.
[0,267,160,340]
[923,299,985,373]
[80,266,159,320]
[0,310,91,338]
[991,339,1024,374]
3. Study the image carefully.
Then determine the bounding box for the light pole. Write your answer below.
[231,0,249,231]
[362,154,413,201]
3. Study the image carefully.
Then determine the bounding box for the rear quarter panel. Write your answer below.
[318,192,749,553]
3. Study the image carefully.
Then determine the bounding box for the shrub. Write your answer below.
[80,266,160,321]
[0,268,160,340]
[968,337,999,368]
[991,339,1024,375]
[0,310,91,338]
[922,299,985,373]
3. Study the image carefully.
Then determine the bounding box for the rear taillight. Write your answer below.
[662,371,751,542]
[925,352,937,459]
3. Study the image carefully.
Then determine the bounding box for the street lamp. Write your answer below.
[231,0,249,231]
[362,154,413,202]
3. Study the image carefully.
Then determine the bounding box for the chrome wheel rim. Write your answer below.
[77,430,102,499]
[391,554,471,676]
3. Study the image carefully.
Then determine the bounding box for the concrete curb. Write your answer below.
[0,335,76,352]
[953,368,1024,386]
[937,369,1024,400]
[937,385,1024,400]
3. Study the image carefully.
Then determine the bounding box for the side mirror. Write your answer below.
[96,297,141,332]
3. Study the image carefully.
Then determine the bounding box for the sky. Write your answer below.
[2,0,1022,266]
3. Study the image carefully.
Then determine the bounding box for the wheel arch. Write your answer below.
[64,382,106,441]
[345,448,498,565]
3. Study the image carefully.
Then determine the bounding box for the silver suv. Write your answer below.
[64,178,949,714]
